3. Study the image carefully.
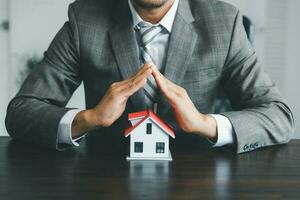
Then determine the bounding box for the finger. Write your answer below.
[124,67,152,96]
[151,64,181,101]
[154,68,177,89]
[120,63,152,87]
[150,64,169,93]
[109,64,152,100]
[126,63,152,87]
[132,66,153,88]
[134,63,152,77]
[125,72,151,97]
[118,63,152,86]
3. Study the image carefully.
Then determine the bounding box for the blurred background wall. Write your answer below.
[0,0,299,138]
[0,0,85,137]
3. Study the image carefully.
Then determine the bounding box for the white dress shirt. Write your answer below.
[57,0,235,148]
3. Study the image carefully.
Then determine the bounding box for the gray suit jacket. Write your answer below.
[5,0,294,153]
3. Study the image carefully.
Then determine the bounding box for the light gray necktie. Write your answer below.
[135,21,163,109]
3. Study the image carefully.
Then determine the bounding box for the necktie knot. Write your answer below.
[135,22,163,47]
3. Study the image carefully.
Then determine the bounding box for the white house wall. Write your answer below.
[130,118,169,158]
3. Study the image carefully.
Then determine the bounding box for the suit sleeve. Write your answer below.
[5,4,82,150]
[221,11,295,154]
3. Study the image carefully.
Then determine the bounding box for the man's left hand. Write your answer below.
[150,63,218,142]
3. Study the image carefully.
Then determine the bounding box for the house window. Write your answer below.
[146,123,152,134]
[134,142,143,153]
[156,142,165,153]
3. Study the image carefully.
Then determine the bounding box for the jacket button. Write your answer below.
[243,144,249,151]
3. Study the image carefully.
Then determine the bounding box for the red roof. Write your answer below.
[128,110,148,120]
[124,109,175,138]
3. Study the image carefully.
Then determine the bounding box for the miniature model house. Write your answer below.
[124,109,175,161]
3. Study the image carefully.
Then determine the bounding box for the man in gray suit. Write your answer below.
[5,0,294,153]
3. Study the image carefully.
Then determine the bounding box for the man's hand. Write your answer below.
[71,63,152,138]
[151,64,218,142]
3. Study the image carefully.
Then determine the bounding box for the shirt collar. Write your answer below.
[128,0,179,32]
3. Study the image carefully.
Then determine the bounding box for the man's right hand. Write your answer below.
[71,63,152,138]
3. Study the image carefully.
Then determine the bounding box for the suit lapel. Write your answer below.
[158,0,198,117]
[108,1,146,111]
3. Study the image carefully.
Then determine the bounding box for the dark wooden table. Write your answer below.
[0,136,299,200]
